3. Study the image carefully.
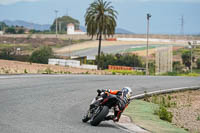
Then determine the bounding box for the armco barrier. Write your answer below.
[48,59,59,65]
[130,86,200,100]
[48,59,97,70]
[58,59,67,66]
[65,60,80,67]
[79,64,97,70]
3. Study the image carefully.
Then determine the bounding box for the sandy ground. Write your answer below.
[55,40,186,54]
[0,59,110,75]
[166,90,200,133]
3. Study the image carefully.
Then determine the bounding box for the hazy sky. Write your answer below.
[0,0,199,34]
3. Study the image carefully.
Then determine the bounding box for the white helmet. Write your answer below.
[122,87,133,100]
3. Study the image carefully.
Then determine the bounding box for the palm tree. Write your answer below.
[85,0,118,70]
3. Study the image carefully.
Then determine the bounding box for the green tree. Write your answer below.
[17,28,25,34]
[5,27,16,34]
[98,53,143,69]
[181,50,195,69]
[50,16,80,32]
[173,61,184,72]
[85,0,118,69]
[0,22,7,31]
[0,47,14,60]
[197,58,200,69]
[29,46,54,64]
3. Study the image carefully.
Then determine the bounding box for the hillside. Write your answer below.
[3,19,134,34]
[3,20,50,31]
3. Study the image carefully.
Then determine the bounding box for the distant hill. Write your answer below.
[3,20,51,31]
[115,28,134,34]
[80,26,134,34]
[2,19,134,34]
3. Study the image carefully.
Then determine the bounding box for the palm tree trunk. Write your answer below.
[97,33,102,70]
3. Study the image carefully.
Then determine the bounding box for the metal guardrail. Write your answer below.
[130,86,200,100]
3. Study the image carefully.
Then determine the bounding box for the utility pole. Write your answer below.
[188,42,193,73]
[55,10,58,37]
[146,13,151,75]
[180,15,184,35]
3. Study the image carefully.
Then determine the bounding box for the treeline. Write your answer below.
[0,46,54,64]
[0,22,26,34]
[98,53,144,69]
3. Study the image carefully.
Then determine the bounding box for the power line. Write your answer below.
[55,10,58,37]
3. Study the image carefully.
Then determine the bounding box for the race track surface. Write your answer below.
[0,75,200,133]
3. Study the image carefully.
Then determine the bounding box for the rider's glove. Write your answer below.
[97,89,102,94]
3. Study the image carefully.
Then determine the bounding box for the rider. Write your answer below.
[96,87,132,122]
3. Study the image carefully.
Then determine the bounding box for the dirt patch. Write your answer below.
[147,90,200,133]
[0,59,110,75]
[168,90,200,133]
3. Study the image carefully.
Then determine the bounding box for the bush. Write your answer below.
[197,58,200,69]
[0,47,14,60]
[173,61,184,72]
[181,50,195,69]
[98,53,143,69]
[29,46,54,64]
[155,105,173,123]
[5,27,16,34]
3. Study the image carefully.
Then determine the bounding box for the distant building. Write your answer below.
[0,31,4,35]
[67,23,86,35]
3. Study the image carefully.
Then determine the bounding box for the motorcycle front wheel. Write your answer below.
[90,106,109,126]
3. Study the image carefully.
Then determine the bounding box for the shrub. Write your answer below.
[0,47,14,60]
[181,50,195,69]
[24,69,28,74]
[173,61,184,72]
[98,53,143,70]
[197,115,200,121]
[155,105,173,123]
[29,46,54,64]
[197,58,200,69]
[44,67,54,74]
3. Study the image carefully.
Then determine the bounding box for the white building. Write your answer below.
[0,31,4,35]
[67,23,86,35]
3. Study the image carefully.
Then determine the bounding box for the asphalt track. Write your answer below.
[0,75,200,133]
[62,44,185,57]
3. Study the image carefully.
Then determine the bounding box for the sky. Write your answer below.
[0,0,199,34]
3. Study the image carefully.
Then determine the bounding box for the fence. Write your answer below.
[48,59,97,70]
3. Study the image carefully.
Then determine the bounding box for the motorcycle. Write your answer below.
[82,90,121,126]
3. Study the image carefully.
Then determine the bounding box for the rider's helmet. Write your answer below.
[122,87,133,100]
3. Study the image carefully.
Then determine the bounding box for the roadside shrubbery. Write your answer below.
[98,53,143,69]
[197,58,200,69]
[145,94,175,123]
[29,46,54,64]
[155,105,173,123]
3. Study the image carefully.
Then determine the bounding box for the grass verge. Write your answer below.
[161,72,200,77]
[106,69,144,75]
[124,100,188,133]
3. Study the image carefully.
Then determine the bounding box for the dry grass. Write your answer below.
[168,90,200,133]
[0,59,110,75]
